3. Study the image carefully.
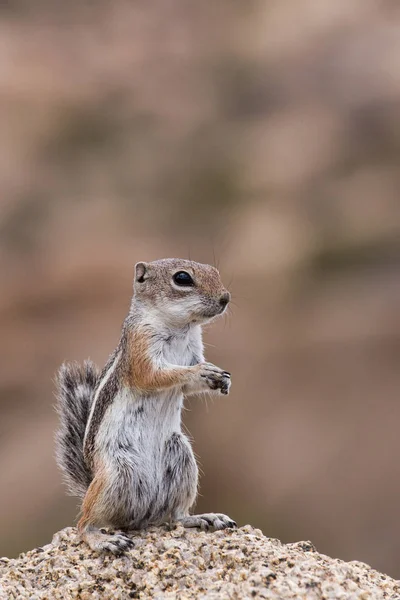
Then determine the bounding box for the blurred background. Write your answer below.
[0,0,400,578]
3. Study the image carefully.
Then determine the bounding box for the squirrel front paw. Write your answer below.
[197,362,231,395]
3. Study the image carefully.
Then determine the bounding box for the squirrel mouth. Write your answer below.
[201,305,226,319]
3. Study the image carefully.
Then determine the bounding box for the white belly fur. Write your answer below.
[92,324,202,528]
[95,385,197,528]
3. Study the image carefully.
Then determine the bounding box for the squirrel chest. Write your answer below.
[90,329,199,528]
[91,338,198,528]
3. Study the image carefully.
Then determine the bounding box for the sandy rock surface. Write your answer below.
[0,525,398,599]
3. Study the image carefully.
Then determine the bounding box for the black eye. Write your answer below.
[173,271,194,286]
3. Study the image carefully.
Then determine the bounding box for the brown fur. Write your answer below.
[78,468,106,531]
[125,327,196,391]
[135,259,227,307]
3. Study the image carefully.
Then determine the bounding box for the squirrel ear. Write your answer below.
[135,262,149,283]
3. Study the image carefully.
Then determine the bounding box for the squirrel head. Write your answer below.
[133,258,230,327]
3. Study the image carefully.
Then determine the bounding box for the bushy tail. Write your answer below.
[55,360,100,497]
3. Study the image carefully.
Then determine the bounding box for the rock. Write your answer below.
[0,525,398,599]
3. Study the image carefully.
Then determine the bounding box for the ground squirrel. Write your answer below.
[55,258,236,554]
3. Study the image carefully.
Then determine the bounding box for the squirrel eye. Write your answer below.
[173,271,194,286]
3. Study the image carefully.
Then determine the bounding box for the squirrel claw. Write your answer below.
[82,528,134,555]
[103,533,134,555]
[199,363,231,395]
[177,513,237,532]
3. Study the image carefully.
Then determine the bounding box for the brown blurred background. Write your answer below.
[1,0,400,578]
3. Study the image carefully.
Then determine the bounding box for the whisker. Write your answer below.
[232,292,250,302]
[227,273,235,289]
[212,243,217,269]
[203,341,217,348]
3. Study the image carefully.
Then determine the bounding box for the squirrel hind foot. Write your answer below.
[176,513,237,532]
[80,526,134,555]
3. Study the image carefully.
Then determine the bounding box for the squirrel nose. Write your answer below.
[219,292,231,308]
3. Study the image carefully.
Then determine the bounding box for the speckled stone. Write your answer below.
[0,525,399,599]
